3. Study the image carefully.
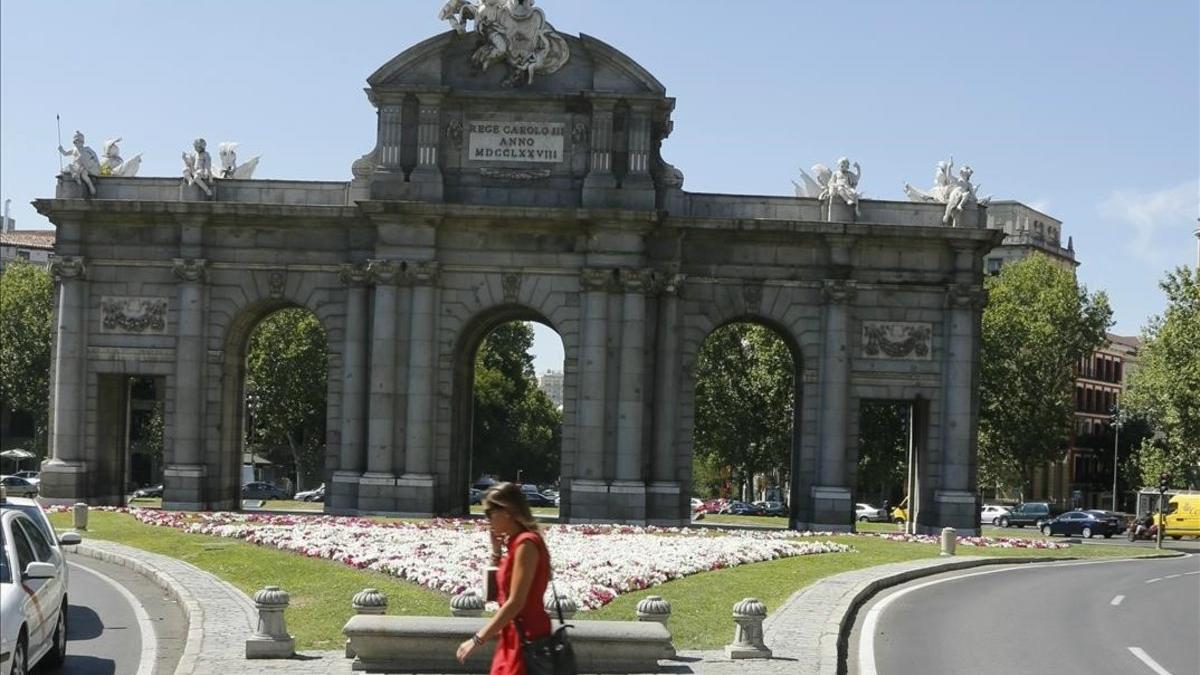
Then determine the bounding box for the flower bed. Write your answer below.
[861,532,1071,549]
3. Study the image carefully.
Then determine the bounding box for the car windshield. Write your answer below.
[7,503,56,545]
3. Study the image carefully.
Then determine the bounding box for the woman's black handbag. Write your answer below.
[517,582,577,675]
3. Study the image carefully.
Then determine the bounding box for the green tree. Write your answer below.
[693,323,795,498]
[1123,267,1200,487]
[978,254,1112,496]
[0,262,54,455]
[856,402,909,505]
[245,308,329,489]
[471,322,562,485]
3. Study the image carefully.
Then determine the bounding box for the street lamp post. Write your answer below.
[1111,409,1123,512]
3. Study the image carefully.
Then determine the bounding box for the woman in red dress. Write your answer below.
[456,482,552,674]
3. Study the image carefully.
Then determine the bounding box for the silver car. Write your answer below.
[856,503,888,522]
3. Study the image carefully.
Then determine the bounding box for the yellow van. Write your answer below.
[1161,494,1200,540]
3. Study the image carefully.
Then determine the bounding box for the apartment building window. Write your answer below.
[17,250,30,260]
[987,258,1002,275]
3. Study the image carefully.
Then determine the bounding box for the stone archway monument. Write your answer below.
[35,2,1002,533]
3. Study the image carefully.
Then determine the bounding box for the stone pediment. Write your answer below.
[368,31,665,97]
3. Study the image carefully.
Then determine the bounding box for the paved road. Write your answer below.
[33,553,186,675]
[849,554,1200,675]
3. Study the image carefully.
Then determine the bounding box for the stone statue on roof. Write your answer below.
[99,137,143,178]
[795,157,862,217]
[904,158,992,227]
[438,0,570,85]
[58,130,101,196]
[217,142,262,180]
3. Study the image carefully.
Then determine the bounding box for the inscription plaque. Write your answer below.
[468,121,565,163]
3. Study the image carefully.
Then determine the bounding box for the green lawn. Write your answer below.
[127,497,324,512]
[51,511,1152,651]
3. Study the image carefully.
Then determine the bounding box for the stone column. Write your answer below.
[622,104,655,207]
[164,258,208,510]
[613,269,649,521]
[813,278,856,528]
[582,98,617,204]
[937,279,986,531]
[360,260,399,512]
[411,94,444,200]
[42,256,88,500]
[649,273,684,523]
[399,261,439,514]
[378,104,404,170]
[332,264,369,511]
[573,268,613,518]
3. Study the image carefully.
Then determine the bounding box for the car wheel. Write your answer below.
[858,516,869,522]
[999,517,1009,528]
[12,631,28,675]
[43,603,68,667]
[1103,533,1112,539]
[992,517,1001,526]
[893,517,905,524]
[1042,525,1052,536]
[1171,535,1182,541]
[1082,527,1093,539]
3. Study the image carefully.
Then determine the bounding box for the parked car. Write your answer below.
[241,482,291,500]
[699,498,728,515]
[723,501,760,516]
[468,488,483,505]
[0,476,38,498]
[891,497,909,524]
[12,471,40,485]
[132,484,164,499]
[997,502,1061,528]
[524,491,556,508]
[1,495,79,673]
[294,484,325,502]
[856,503,888,522]
[1085,510,1127,534]
[1041,510,1122,538]
[980,504,1011,526]
[753,500,788,517]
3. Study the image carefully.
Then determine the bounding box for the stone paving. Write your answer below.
[73,541,1091,674]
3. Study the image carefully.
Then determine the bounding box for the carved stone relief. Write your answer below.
[268,270,288,298]
[861,321,933,360]
[480,167,552,181]
[100,297,168,335]
[502,272,522,303]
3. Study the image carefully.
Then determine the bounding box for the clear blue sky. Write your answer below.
[3,1,1197,372]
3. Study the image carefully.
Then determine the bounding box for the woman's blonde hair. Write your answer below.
[482,482,540,533]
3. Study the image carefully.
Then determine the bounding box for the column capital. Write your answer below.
[651,271,687,297]
[619,268,655,294]
[49,255,87,281]
[172,258,208,283]
[580,267,617,292]
[405,261,440,286]
[339,263,371,287]
[946,283,987,310]
[367,259,400,285]
[821,279,857,305]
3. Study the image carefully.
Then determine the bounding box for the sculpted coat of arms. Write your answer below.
[439,0,570,85]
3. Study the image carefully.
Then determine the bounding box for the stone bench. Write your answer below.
[343,615,675,673]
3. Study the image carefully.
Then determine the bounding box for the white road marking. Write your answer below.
[1146,577,1162,583]
[1164,574,1181,579]
[1128,646,1174,675]
[1110,594,1125,606]
[68,562,157,675]
[858,556,1196,675]
[1185,571,1200,576]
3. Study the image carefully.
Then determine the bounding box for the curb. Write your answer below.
[830,552,1186,674]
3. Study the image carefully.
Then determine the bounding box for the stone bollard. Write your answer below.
[545,593,578,621]
[73,503,89,531]
[450,590,485,618]
[246,586,295,659]
[940,527,957,557]
[635,595,672,626]
[725,598,771,659]
[347,589,388,657]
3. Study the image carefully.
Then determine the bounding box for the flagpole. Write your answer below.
[56,114,64,171]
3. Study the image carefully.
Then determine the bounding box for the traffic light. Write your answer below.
[1159,472,1170,493]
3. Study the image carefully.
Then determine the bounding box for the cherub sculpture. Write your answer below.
[794,157,862,217]
[903,158,991,227]
[217,142,261,180]
[99,137,143,177]
[58,130,101,196]
[182,138,214,197]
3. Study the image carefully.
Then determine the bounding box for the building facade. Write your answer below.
[0,217,56,273]
[538,370,564,408]
[983,201,1077,274]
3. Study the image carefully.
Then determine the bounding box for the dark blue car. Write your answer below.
[1041,510,1121,539]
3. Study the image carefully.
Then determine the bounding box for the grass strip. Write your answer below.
[50,511,1150,651]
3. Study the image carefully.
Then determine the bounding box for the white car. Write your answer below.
[980,504,1011,526]
[856,503,888,522]
[1,495,80,675]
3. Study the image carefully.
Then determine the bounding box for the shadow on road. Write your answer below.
[35,654,116,675]
[65,604,104,640]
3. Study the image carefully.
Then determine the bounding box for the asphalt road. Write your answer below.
[849,553,1200,675]
[33,554,186,675]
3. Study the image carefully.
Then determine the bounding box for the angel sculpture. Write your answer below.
[903,158,955,203]
[58,130,101,196]
[217,142,261,180]
[439,0,478,34]
[99,137,143,177]
[182,139,214,197]
[903,158,991,227]
[794,158,862,217]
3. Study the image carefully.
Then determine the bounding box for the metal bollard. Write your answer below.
[245,586,295,659]
[940,527,957,556]
[450,590,485,618]
[346,589,388,657]
[725,598,772,659]
[73,503,89,531]
[545,593,578,621]
[636,595,672,626]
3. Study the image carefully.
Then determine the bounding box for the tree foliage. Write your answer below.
[978,254,1112,493]
[471,322,562,485]
[693,323,795,495]
[245,308,329,487]
[0,262,54,455]
[1123,267,1200,487]
[856,402,909,505]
